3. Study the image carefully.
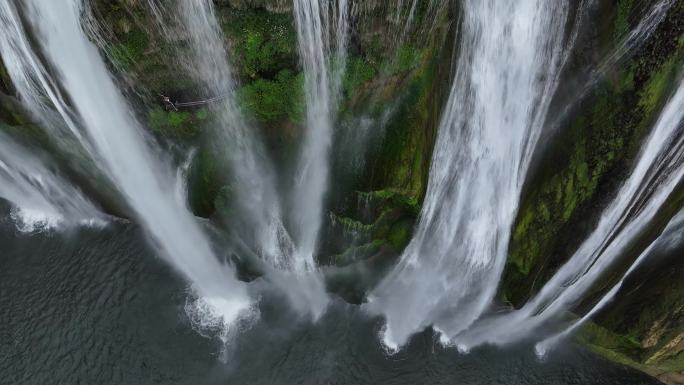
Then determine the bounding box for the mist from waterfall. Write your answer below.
[365,0,570,350]
[0,133,102,232]
[0,0,252,335]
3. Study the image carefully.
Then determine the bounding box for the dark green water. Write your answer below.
[0,212,660,385]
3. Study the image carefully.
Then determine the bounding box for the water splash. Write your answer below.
[0,133,103,232]
[365,0,570,349]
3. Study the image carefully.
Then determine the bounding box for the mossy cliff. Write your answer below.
[506,0,684,293]
[502,0,684,381]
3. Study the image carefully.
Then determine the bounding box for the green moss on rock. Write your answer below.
[109,29,148,70]
[147,107,203,139]
[237,69,304,123]
[222,8,297,79]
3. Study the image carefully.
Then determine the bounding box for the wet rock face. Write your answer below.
[0,60,13,95]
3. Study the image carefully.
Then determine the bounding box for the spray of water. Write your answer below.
[364,0,570,350]
[1,0,252,334]
[0,133,103,232]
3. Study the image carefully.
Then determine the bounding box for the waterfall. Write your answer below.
[145,0,337,317]
[0,133,102,232]
[1,0,252,333]
[1,0,680,363]
[291,0,348,267]
[535,208,684,356]
[365,0,570,350]
[283,0,348,315]
[601,0,674,70]
[156,0,291,266]
[455,77,684,350]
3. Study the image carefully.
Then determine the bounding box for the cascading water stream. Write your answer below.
[146,0,339,317]
[154,0,290,265]
[542,0,674,143]
[1,0,252,335]
[454,76,684,350]
[535,208,684,356]
[279,0,348,316]
[365,0,570,350]
[291,0,348,266]
[601,0,674,71]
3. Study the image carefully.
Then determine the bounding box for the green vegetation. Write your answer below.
[578,320,684,378]
[362,190,420,213]
[187,146,220,217]
[638,56,679,116]
[219,8,308,126]
[332,214,374,234]
[367,52,435,199]
[223,9,297,78]
[328,188,420,266]
[579,321,642,358]
[147,108,205,139]
[237,69,305,123]
[331,239,386,267]
[343,57,377,97]
[614,0,634,43]
[396,45,424,72]
[387,219,412,250]
[380,45,425,76]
